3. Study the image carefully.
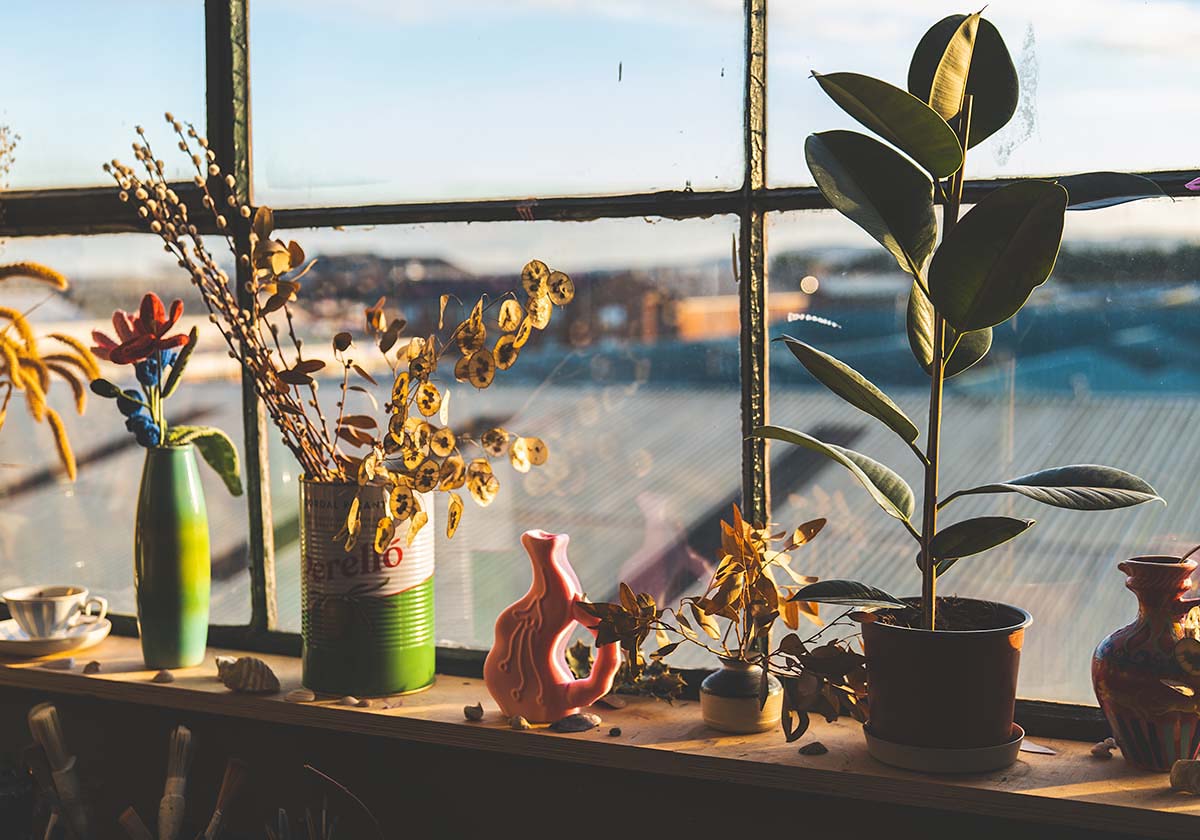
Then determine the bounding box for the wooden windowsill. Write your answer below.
[0,636,1196,838]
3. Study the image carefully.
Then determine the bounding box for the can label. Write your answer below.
[301,485,435,599]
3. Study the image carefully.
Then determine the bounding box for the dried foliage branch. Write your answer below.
[107,113,572,542]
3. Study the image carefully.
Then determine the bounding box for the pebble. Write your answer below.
[82,661,101,675]
[550,712,602,733]
[286,688,316,703]
[151,670,175,683]
[608,727,622,737]
[798,741,829,756]
[510,716,532,730]
[595,694,627,710]
[41,658,74,671]
[356,698,371,708]
[1090,737,1117,759]
[338,696,360,707]
[464,702,484,721]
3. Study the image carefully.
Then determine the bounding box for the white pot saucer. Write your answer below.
[0,618,111,658]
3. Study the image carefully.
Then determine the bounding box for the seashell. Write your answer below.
[510,715,532,730]
[550,712,601,733]
[338,696,359,707]
[463,702,484,721]
[41,658,74,671]
[152,670,175,683]
[286,688,316,703]
[83,661,101,675]
[215,655,280,694]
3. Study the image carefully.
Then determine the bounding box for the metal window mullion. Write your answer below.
[739,0,769,526]
[206,0,276,634]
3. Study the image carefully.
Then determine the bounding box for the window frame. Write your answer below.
[1,0,1196,738]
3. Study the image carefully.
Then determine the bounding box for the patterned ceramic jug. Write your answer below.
[484,530,620,723]
[1092,555,1200,771]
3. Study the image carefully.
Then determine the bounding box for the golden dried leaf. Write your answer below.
[379,318,405,354]
[509,436,531,473]
[689,603,721,639]
[446,492,464,538]
[430,427,456,457]
[526,295,551,330]
[416,381,442,417]
[494,334,519,370]
[548,270,574,305]
[407,510,429,546]
[413,458,440,493]
[521,259,550,298]
[375,517,396,553]
[347,496,362,536]
[438,294,450,330]
[481,428,509,457]
[439,454,466,490]
[512,318,534,349]
[351,364,377,386]
[497,299,524,332]
[339,414,377,430]
[524,437,549,466]
[389,485,415,521]
[467,348,496,388]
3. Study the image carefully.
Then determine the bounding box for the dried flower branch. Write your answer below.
[107,113,571,542]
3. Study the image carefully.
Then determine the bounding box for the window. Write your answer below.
[3,0,1195,730]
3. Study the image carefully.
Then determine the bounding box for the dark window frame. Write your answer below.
[1,0,1195,740]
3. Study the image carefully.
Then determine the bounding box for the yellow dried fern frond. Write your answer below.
[18,355,50,394]
[21,367,46,421]
[0,337,20,388]
[44,407,76,481]
[0,262,67,290]
[46,334,100,379]
[45,362,86,414]
[0,306,36,352]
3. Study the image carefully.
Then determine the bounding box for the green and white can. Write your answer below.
[300,480,435,696]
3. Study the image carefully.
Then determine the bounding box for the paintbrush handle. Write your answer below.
[158,792,186,840]
[202,808,224,840]
[50,764,90,840]
[118,807,154,840]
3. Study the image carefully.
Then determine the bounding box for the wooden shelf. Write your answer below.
[1,636,1197,838]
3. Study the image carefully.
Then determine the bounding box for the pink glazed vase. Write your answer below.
[484,530,621,723]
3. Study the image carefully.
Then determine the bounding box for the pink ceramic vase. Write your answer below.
[484,530,621,723]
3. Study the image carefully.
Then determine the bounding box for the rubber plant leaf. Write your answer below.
[167,425,243,496]
[805,130,937,280]
[812,71,962,178]
[908,14,1018,148]
[788,579,909,610]
[754,425,914,522]
[1055,172,1166,211]
[779,337,919,444]
[941,465,1163,511]
[928,180,1068,332]
[906,282,992,378]
[928,515,1036,577]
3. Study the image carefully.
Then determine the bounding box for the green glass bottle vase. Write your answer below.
[134,444,211,669]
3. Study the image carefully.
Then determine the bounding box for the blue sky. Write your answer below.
[2,0,1198,277]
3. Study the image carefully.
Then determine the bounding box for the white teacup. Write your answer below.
[3,585,108,639]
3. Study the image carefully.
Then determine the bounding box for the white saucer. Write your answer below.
[0,618,111,657]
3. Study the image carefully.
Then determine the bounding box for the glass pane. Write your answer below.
[0,234,250,624]
[250,1,743,206]
[767,198,1200,705]
[269,216,742,651]
[3,1,205,190]
[768,3,1200,185]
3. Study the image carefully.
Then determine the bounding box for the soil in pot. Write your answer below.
[861,597,1031,750]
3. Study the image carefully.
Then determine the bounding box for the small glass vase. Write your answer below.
[134,444,211,669]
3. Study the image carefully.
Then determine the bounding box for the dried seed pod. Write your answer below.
[509,437,531,473]
[374,516,396,552]
[453,354,472,383]
[481,428,509,457]
[216,655,281,694]
[413,458,440,493]
[494,335,519,370]
[525,437,550,466]
[407,510,429,545]
[548,270,574,305]
[521,260,550,298]
[467,348,496,388]
[439,455,467,490]
[497,299,524,332]
[389,485,416,521]
[526,295,552,330]
[455,318,485,355]
[446,492,464,538]
[430,427,456,457]
[512,318,534,349]
[416,382,441,417]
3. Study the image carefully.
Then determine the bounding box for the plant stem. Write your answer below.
[920,95,974,631]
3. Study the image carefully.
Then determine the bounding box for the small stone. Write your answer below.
[464,702,484,721]
[510,716,532,730]
[41,658,74,671]
[798,741,828,756]
[355,698,370,708]
[550,712,602,733]
[338,696,360,707]
[595,694,627,710]
[1091,737,1117,759]
[382,698,404,709]
[82,661,101,675]
[286,688,316,703]
[151,670,175,683]
[608,727,622,737]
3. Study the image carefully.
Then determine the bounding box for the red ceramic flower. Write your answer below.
[91,293,187,365]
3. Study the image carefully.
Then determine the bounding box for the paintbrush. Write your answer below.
[202,758,249,840]
[158,725,192,840]
[118,807,154,840]
[28,703,91,840]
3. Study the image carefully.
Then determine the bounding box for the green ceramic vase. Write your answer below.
[134,444,211,669]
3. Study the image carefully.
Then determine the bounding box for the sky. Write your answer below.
[1,0,1198,278]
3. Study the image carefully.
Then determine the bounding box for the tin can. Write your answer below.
[300,480,435,696]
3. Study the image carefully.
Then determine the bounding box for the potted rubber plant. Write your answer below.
[757,11,1166,771]
[89,292,243,668]
[105,115,569,696]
